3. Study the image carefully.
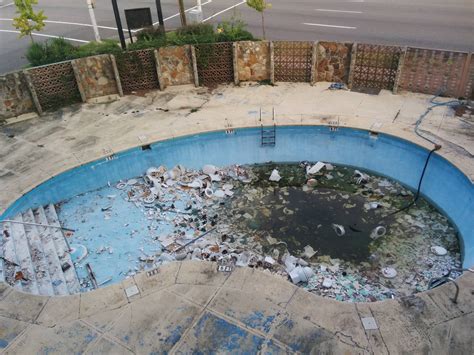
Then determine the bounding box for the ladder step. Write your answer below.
[22,209,55,296]
[34,207,69,295]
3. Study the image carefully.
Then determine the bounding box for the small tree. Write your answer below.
[246,0,271,39]
[12,0,47,42]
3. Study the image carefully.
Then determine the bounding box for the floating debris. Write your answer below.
[269,169,282,182]
[431,246,447,256]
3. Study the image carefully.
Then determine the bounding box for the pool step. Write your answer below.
[44,204,81,294]
[33,207,69,295]
[0,205,80,295]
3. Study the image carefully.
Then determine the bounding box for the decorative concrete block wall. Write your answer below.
[236,41,271,82]
[157,45,194,88]
[0,72,35,119]
[72,55,121,101]
[315,42,352,83]
[398,48,468,97]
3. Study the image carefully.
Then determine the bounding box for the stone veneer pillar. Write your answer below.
[347,43,358,89]
[393,46,408,94]
[310,41,318,86]
[233,42,240,86]
[22,70,43,115]
[110,54,124,96]
[153,49,165,90]
[270,41,275,85]
[190,46,199,87]
[70,60,87,103]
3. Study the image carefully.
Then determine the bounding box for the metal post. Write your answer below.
[86,0,101,42]
[155,0,165,33]
[178,0,187,27]
[110,0,127,50]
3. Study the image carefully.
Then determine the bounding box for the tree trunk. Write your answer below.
[261,11,266,40]
[178,0,187,27]
[29,33,35,43]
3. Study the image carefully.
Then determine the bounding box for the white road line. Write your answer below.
[316,9,362,14]
[303,22,357,29]
[0,29,90,43]
[203,0,247,23]
[0,2,13,9]
[0,18,129,31]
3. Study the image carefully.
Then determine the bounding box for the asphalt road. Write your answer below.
[0,0,473,74]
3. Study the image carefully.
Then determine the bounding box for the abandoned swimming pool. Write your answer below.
[1,126,473,300]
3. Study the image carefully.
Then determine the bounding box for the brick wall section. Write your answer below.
[0,72,35,119]
[116,49,160,94]
[398,48,468,97]
[28,61,82,111]
[316,42,352,83]
[73,55,119,100]
[464,57,474,99]
[237,41,270,82]
[158,45,194,88]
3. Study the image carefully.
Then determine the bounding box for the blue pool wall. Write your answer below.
[2,126,473,267]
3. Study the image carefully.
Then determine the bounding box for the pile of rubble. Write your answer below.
[63,161,461,302]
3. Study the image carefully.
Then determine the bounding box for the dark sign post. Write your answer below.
[110,0,127,49]
[155,0,165,33]
[124,8,153,43]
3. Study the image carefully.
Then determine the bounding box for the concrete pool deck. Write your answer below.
[0,83,473,353]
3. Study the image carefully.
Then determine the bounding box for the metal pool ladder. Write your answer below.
[260,107,276,147]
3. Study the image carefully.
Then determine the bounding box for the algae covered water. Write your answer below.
[57,161,461,302]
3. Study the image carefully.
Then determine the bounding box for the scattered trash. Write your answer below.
[381,267,397,279]
[431,246,447,256]
[361,317,378,330]
[322,278,333,288]
[332,224,346,237]
[301,245,317,259]
[307,162,326,175]
[370,226,387,240]
[269,169,282,182]
[354,170,369,184]
[56,161,460,302]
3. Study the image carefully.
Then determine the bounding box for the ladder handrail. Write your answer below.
[1,219,75,232]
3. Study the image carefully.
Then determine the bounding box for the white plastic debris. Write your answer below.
[381,267,397,279]
[370,226,387,240]
[264,256,276,265]
[325,163,334,171]
[354,170,369,184]
[307,179,317,187]
[204,187,214,198]
[307,161,326,175]
[202,164,218,175]
[431,246,447,256]
[301,245,317,259]
[322,278,333,288]
[289,266,314,284]
[269,169,281,182]
[188,180,203,189]
[213,189,226,198]
[332,224,346,237]
[209,174,221,182]
[369,202,380,209]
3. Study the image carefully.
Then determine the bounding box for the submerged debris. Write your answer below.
[57,162,461,302]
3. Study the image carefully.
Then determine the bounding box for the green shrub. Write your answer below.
[128,36,167,51]
[170,23,216,45]
[216,19,255,42]
[136,26,165,42]
[26,38,77,66]
[75,39,121,57]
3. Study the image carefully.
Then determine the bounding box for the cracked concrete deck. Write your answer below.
[0,83,473,353]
